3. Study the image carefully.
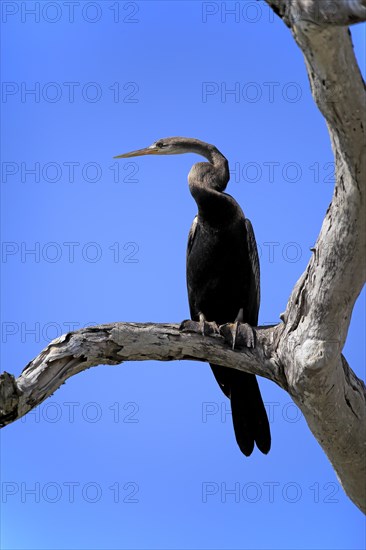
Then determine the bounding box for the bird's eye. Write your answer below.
[155,142,165,148]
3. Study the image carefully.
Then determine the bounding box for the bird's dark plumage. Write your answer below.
[184,139,271,456]
[187,199,270,455]
[115,137,271,456]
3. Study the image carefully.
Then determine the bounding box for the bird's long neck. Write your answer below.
[188,142,229,191]
[187,142,236,224]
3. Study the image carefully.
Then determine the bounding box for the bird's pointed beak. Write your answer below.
[114,146,159,159]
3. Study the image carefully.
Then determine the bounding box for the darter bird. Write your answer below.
[115,137,271,456]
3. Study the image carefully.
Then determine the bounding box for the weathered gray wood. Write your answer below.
[0,323,284,426]
[262,0,366,514]
[266,0,366,26]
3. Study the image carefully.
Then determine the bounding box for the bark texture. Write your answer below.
[0,323,284,427]
[1,0,365,514]
[267,0,366,25]
[264,0,366,513]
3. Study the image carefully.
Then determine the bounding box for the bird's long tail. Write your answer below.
[210,364,271,456]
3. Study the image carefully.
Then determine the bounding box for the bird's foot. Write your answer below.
[179,315,220,337]
[219,322,256,350]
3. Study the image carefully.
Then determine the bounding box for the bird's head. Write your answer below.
[115,136,229,191]
[114,137,210,158]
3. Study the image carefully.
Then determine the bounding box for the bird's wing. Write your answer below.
[186,215,199,320]
[245,218,260,325]
[187,215,198,257]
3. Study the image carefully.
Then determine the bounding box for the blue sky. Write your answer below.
[1,2,365,549]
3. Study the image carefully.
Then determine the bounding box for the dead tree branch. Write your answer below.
[0,322,283,427]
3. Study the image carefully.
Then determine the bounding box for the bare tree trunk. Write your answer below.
[264,0,366,513]
[1,0,365,514]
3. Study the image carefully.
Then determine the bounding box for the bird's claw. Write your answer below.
[219,322,255,349]
[200,320,220,336]
[219,322,239,349]
[179,319,220,337]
